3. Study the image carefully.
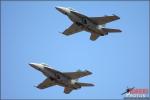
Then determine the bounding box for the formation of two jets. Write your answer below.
[29,6,122,94]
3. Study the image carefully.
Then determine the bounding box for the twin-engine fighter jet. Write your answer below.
[29,63,94,94]
[56,6,122,41]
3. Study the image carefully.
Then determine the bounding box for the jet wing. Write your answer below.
[36,78,56,89]
[90,33,100,41]
[63,70,92,79]
[62,23,83,35]
[90,15,120,25]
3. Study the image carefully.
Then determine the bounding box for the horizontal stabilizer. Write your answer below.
[77,82,94,87]
[102,28,122,33]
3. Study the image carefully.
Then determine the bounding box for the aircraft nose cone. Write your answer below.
[55,6,60,10]
[29,63,35,67]
[55,6,62,11]
[55,6,67,15]
[29,63,44,71]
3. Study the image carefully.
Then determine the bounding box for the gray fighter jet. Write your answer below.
[56,6,122,41]
[29,63,94,94]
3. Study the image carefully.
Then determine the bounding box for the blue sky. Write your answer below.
[1,1,149,99]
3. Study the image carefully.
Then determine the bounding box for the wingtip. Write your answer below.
[85,70,92,75]
[33,85,38,88]
[59,31,62,34]
[113,14,120,19]
[115,29,122,32]
[118,30,122,32]
[90,39,97,41]
[91,84,95,86]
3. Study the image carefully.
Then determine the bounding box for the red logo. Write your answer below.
[122,87,149,98]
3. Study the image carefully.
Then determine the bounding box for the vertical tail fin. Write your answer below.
[64,87,73,94]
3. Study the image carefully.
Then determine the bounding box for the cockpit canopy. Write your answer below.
[41,63,48,67]
[68,7,76,11]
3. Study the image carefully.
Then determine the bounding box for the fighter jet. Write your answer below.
[29,63,94,94]
[121,87,135,95]
[56,6,122,41]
